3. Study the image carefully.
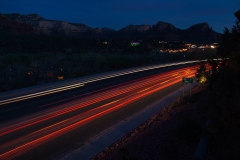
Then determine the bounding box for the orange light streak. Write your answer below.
[0,67,197,159]
[0,67,196,137]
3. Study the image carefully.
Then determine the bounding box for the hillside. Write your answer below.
[2,13,221,42]
[0,14,37,35]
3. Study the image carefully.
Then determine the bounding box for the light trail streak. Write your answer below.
[0,68,195,158]
[0,83,85,105]
[0,67,194,137]
[0,67,197,159]
[137,87,151,93]
[0,99,123,154]
[37,66,190,109]
[0,61,200,105]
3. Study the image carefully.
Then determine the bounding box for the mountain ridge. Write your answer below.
[1,13,221,42]
[0,13,37,35]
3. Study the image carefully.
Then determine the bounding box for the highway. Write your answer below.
[0,60,199,106]
[0,65,197,160]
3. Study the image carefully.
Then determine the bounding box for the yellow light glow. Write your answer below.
[199,76,207,83]
[58,76,64,80]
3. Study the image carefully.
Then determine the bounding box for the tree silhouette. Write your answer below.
[206,10,240,159]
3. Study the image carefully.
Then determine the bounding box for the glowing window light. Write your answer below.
[130,42,140,46]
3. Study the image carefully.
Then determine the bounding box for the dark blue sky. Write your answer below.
[0,0,239,33]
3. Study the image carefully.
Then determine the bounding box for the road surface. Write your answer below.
[0,65,197,160]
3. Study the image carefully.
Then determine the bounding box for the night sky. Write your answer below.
[0,0,239,33]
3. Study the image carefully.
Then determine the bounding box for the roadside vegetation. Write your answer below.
[194,15,240,159]
[0,35,217,92]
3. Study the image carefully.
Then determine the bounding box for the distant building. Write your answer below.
[58,76,64,80]
[130,42,140,46]
[159,41,167,44]
[190,45,197,48]
[210,45,216,48]
[185,43,192,47]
